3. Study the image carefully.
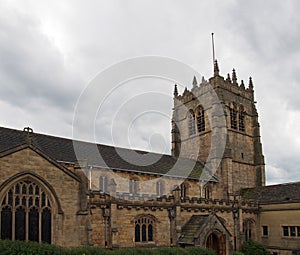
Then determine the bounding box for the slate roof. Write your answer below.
[178,215,209,244]
[0,126,216,180]
[241,182,300,203]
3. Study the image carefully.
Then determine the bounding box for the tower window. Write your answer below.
[230,105,237,130]
[0,179,52,243]
[134,216,154,243]
[99,176,108,193]
[196,106,205,132]
[239,106,246,132]
[188,110,196,136]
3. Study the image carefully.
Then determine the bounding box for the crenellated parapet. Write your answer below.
[87,190,258,214]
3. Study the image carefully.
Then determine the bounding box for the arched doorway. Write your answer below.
[206,231,226,255]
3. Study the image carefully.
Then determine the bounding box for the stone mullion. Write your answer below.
[25,185,29,241]
[12,189,16,241]
[38,195,42,243]
[146,222,148,241]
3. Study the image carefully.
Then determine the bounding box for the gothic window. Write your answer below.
[239,105,246,132]
[243,219,254,241]
[196,106,205,132]
[188,110,196,136]
[135,223,140,242]
[230,103,237,130]
[99,176,108,192]
[156,181,163,197]
[0,179,52,243]
[134,216,154,243]
[180,183,187,198]
[129,179,137,194]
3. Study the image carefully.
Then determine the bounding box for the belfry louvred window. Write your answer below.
[238,105,245,132]
[230,103,237,130]
[196,106,205,132]
[0,179,52,243]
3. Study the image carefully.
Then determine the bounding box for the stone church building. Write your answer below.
[0,61,299,255]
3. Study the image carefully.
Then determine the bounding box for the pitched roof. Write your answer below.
[0,126,215,180]
[178,214,231,244]
[241,182,300,203]
[179,215,209,244]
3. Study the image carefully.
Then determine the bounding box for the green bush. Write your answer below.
[241,239,268,255]
[0,240,215,255]
[233,252,244,255]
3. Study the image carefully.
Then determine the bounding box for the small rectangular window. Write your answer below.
[283,226,289,237]
[290,226,296,237]
[262,226,268,236]
[297,227,300,237]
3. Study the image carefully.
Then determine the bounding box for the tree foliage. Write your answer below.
[241,239,268,255]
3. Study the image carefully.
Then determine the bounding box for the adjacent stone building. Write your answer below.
[0,61,299,255]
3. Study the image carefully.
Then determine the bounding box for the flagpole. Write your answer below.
[211,33,216,64]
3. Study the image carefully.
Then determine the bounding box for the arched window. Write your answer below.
[156,181,163,197]
[188,110,196,136]
[243,219,255,241]
[134,216,154,243]
[229,103,237,129]
[180,183,187,198]
[99,176,108,193]
[196,106,205,132]
[239,105,245,132]
[0,179,52,243]
[129,179,137,194]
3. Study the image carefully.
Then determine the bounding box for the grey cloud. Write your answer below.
[0,0,299,184]
[0,7,82,111]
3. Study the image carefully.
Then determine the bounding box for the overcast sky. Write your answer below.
[0,0,299,185]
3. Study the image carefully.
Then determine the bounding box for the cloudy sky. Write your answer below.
[0,0,299,185]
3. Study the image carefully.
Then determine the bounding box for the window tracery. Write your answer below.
[134,216,154,243]
[0,179,52,243]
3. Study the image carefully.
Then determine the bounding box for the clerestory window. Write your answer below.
[99,176,108,193]
[129,179,138,194]
[156,181,163,197]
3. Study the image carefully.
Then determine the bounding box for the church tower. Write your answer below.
[171,61,265,198]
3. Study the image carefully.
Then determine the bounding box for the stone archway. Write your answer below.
[178,214,232,254]
[206,231,226,255]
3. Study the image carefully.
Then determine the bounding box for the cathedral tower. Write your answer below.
[171,61,265,198]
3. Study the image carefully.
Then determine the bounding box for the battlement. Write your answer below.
[174,61,255,105]
[88,190,258,213]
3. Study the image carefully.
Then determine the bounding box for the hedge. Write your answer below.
[0,240,215,255]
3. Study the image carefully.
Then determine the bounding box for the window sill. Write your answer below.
[135,242,156,247]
